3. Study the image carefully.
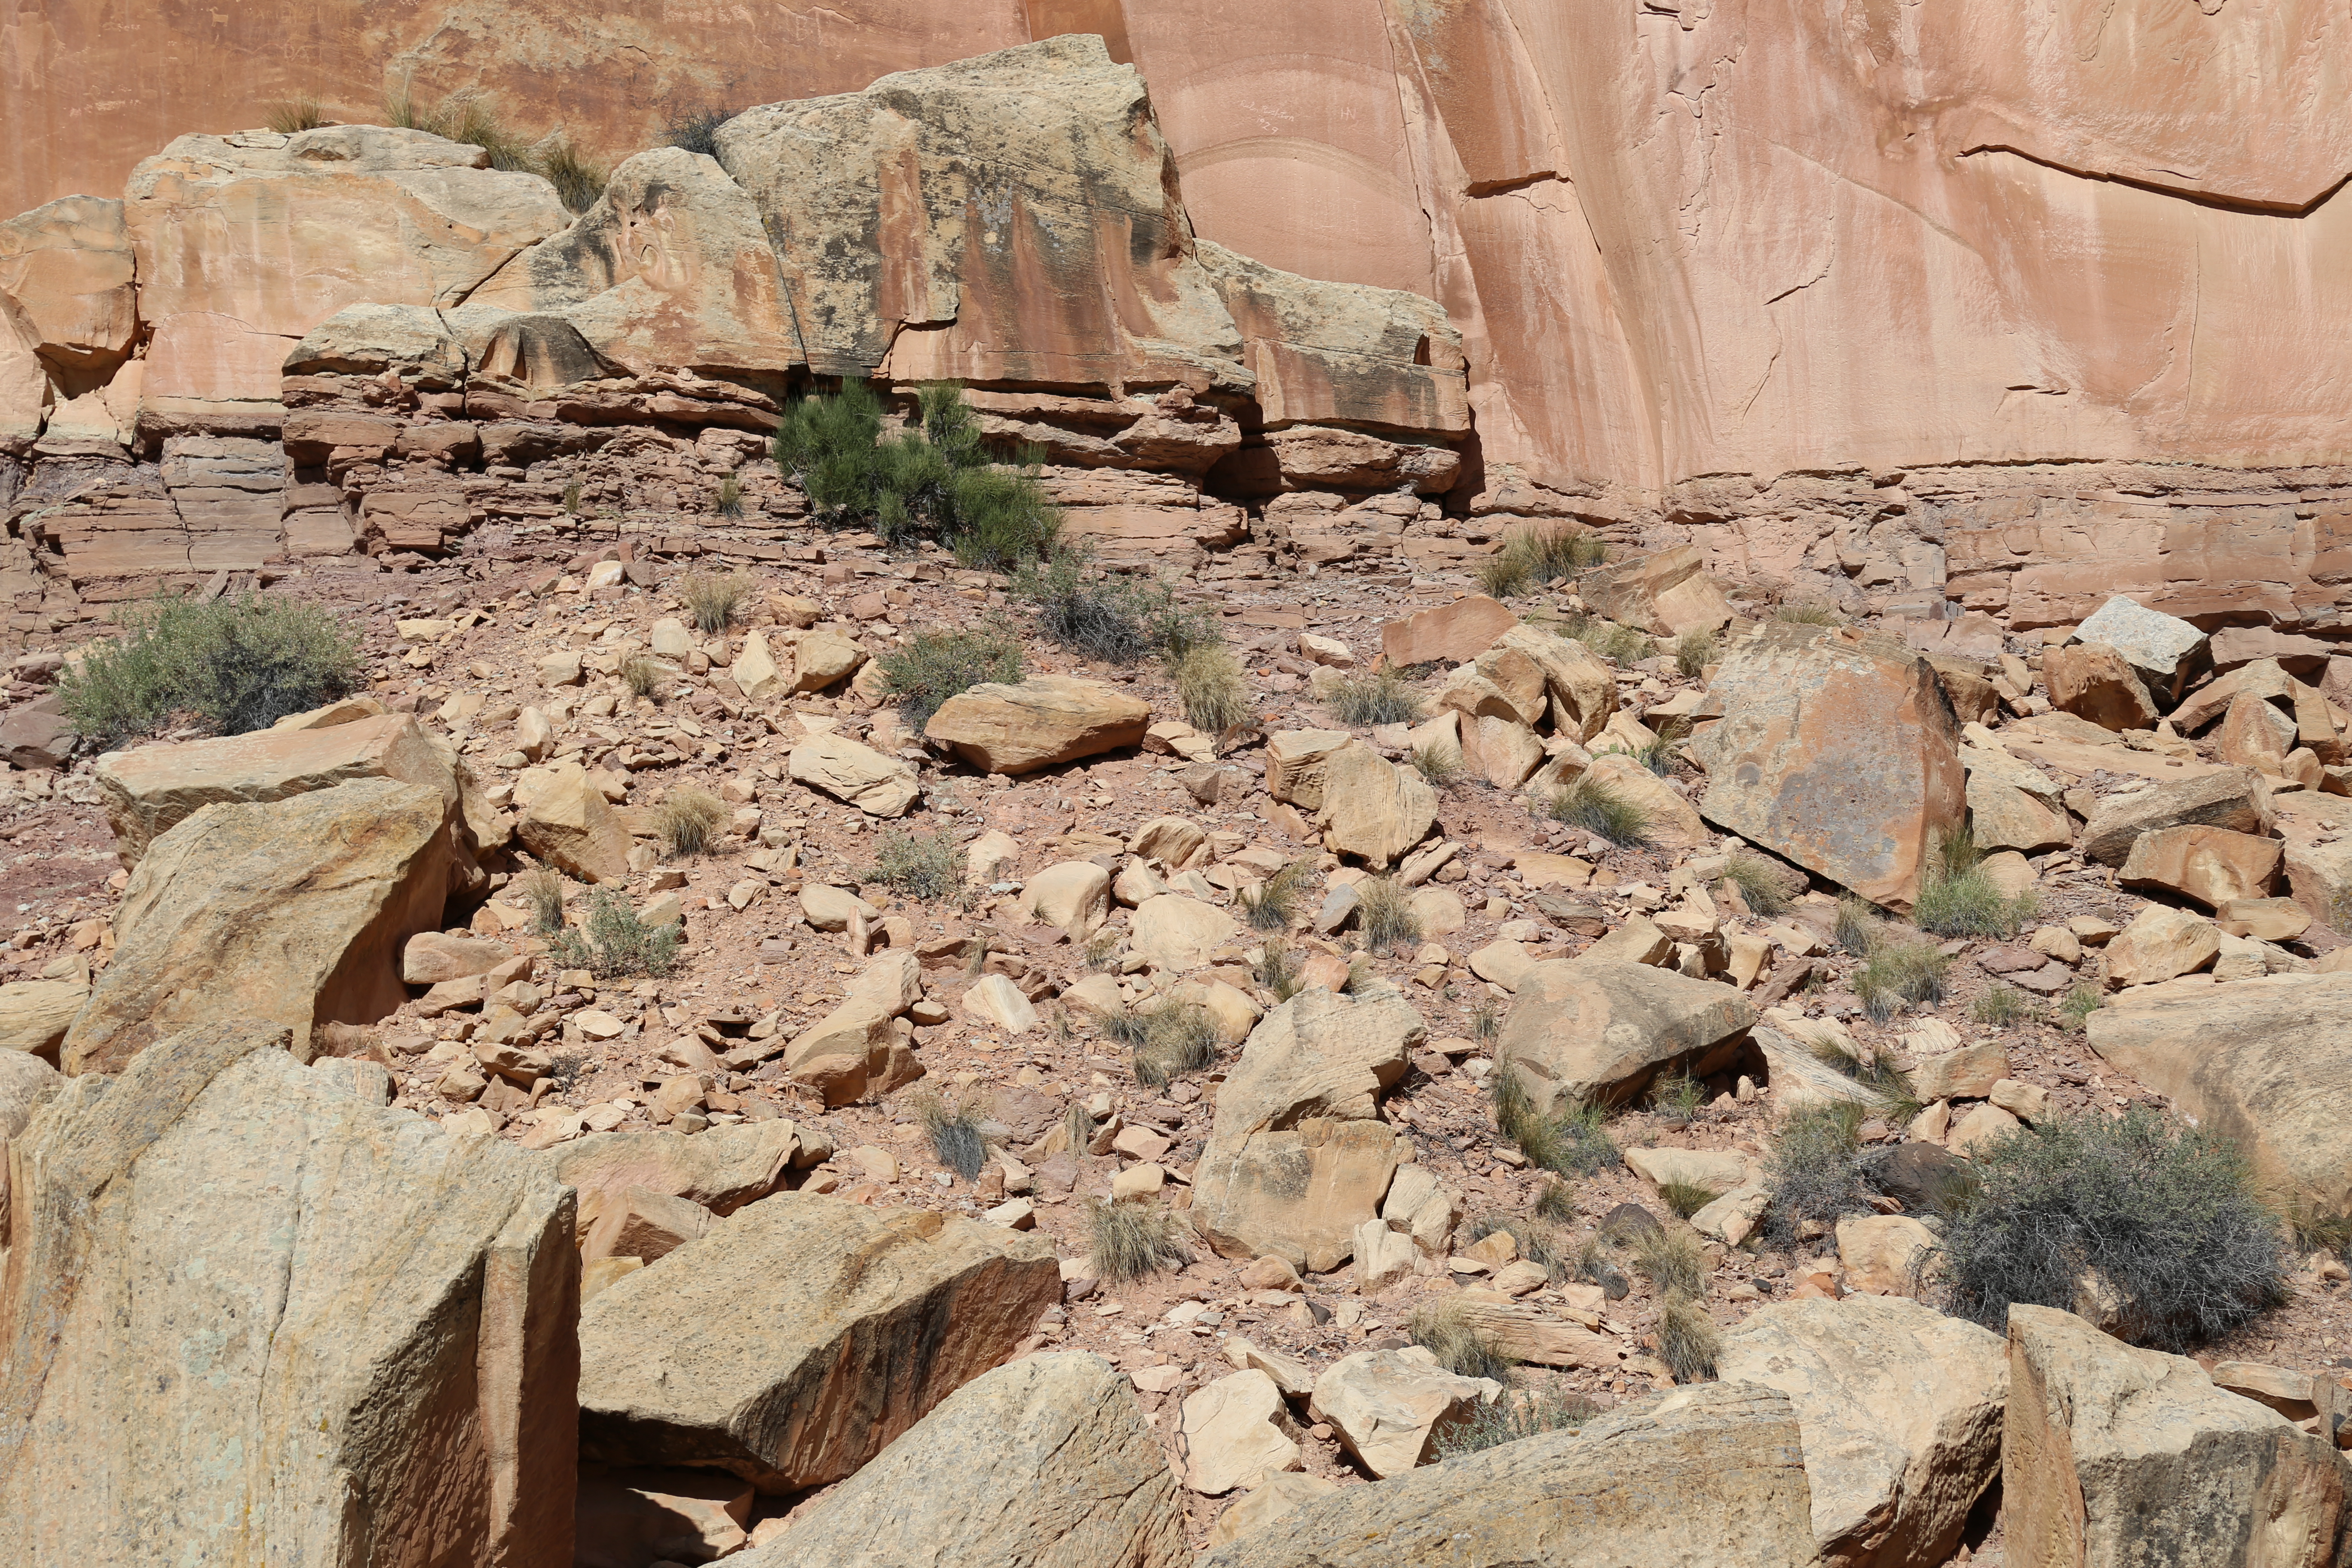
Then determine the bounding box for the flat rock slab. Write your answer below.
[1197,1381,1816,1567]
[578,1193,1059,1491]
[741,1353,1186,1568]
[0,1021,578,1568]
[63,776,454,1073]
[924,675,1151,775]
[1497,958,1757,1113]
[1378,595,1518,668]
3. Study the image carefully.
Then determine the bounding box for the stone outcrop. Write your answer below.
[741,1353,1187,1568]
[1495,959,1757,1114]
[1199,1382,1816,1567]
[1716,1298,2007,1568]
[0,1020,578,1568]
[62,777,455,1072]
[577,1193,1059,1491]
[2004,1305,2348,1568]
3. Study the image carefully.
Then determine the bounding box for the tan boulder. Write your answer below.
[1496,959,1757,1114]
[2217,690,2297,774]
[1458,712,1546,789]
[1440,1291,1620,1369]
[736,1353,1185,1568]
[790,629,869,692]
[2118,826,2282,910]
[2074,596,2210,704]
[2087,972,2352,1218]
[1496,624,1619,742]
[578,1194,1059,1491]
[2171,659,2298,734]
[966,828,1021,885]
[2005,1305,2346,1568]
[1181,1370,1302,1494]
[1378,595,1519,668]
[580,1186,710,1266]
[924,675,1149,775]
[1203,1472,1338,1553]
[0,979,87,1058]
[1130,894,1240,971]
[1306,1348,1499,1479]
[0,194,138,385]
[1197,1382,1814,1567]
[730,631,786,700]
[550,1120,818,1223]
[789,732,920,818]
[799,882,881,932]
[2103,904,2221,986]
[2217,897,2312,942]
[1906,1038,2009,1102]
[1316,741,1436,867]
[1715,1297,2007,1568]
[1190,1117,1402,1274]
[0,1021,578,1568]
[1581,751,1709,851]
[1834,1214,1941,1297]
[516,761,633,882]
[400,931,513,985]
[93,712,458,867]
[1210,985,1422,1139]
[1128,815,1208,867]
[2079,768,2272,865]
[2045,642,2159,732]
[1436,647,1547,726]
[1265,729,1354,809]
[63,778,453,1073]
[1027,861,1114,937]
[1966,763,2073,855]
[1693,627,1965,910]
[963,973,1040,1034]
[1577,545,1735,637]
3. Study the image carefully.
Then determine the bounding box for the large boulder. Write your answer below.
[577,1194,1059,1491]
[2117,825,2282,909]
[2086,972,2352,1217]
[925,675,1152,775]
[1494,624,1618,742]
[93,712,459,866]
[1191,986,1420,1271]
[2074,596,2209,705]
[2043,643,2159,732]
[738,1353,1186,1568]
[1197,1381,1817,1567]
[62,778,454,1073]
[1128,893,1239,971]
[1316,741,1436,867]
[0,978,86,1058]
[0,195,139,376]
[1378,595,1519,668]
[1577,544,1736,637]
[2005,1305,2346,1568]
[1715,1297,2007,1568]
[1693,626,1965,910]
[1307,1347,1499,1479]
[516,760,634,881]
[0,1021,578,1567]
[1496,959,1757,1114]
[2079,767,2273,866]
[789,732,921,817]
[550,1120,822,1226]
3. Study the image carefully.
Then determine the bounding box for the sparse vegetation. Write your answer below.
[1470,996,1501,1042]
[1099,1006,1151,1049]
[386,88,604,207]
[1477,525,1608,598]
[1718,851,1791,917]
[1088,1199,1193,1282]
[713,472,745,519]
[1648,1069,1707,1122]
[1409,1301,1515,1382]
[548,888,680,979]
[775,381,1061,568]
[865,827,962,902]
[1972,986,2037,1027]
[654,788,726,859]
[1062,1102,1095,1156]
[918,1093,990,1181]
[1764,1102,1868,1247]
[1630,1224,1706,1301]
[1013,546,1214,666]
[1658,1296,1722,1383]
[1578,620,1655,665]
[1242,860,1315,933]
[677,571,752,634]
[1545,775,1651,848]
[1939,1106,2287,1351]
[59,592,361,744]
[1533,1179,1576,1221]
[1834,894,1882,955]
[1673,627,1718,679]
[877,626,1023,727]
[1603,717,1687,778]
[521,868,567,936]
[1355,876,1423,955]
[265,96,329,134]
[1254,942,1304,1002]
[1132,1001,1219,1088]
[1854,939,1950,1023]
[1801,1027,1920,1115]
[2059,983,2105,1032]
[1173,643,1251,733]
[1411,743,1462,786]
[1434,1385,1601,1458]
[1492,1072,1621,1178]
[536,135,608,213]
[1655,1180,1717,1220]
[665,107,735,156]
[1774,601,1844,626]
[1325,668,1425,726]
[1913,829,2037,940]
[621,655,667,700]
[562,477,583,514]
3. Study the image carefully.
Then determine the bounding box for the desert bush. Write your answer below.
[1014,547,1210,665]
[1242,860,1314,933]
[1173,643,1251,733]
[1673,627,1718,679]
[1834,893,1882,955]
[654,788,726,859]
[1476,549,1535,600]
[774,382,1060,567]
[1545,775,1651,848]
[1478,526,1606,599]
[266,95,329,133]
[665,107,734,156]
[1718,851,1791,917]
[1648,1069,1706,1123]
[1356,876,1423,955]
[1133,1002,1219,1088]
[878,626,1023,727]
[1854,940,1950,1023]
[1253,942,1304,1002]
[386,89,533,170]
[620,655,666,700]
[1493,1072,1621,1178]
[1655,1180,1716,1220]
[918,1093,990,1181]
[1325,668,1425,726]
[1657,1296,1722,1382]
[1764,1102,1868,1247]
[1534,1180,1576,1221]
[713,471,745,519]
[1088,1199,1192,1282]
[865,827,962,902]
[1939,1106,2287,1350]
[2059,983,2105,1031]
[677,571,752,634]
[1574,619,1654,665]
[1436,1386,1601,1458]
[60,592,360,743]
[1409,1301,1516,1382]
[549,888,679,978]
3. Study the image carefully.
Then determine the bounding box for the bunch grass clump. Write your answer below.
[665,107,734,156]
[1242,860,1315,933]
[1477,525,1607,599]
[917,1093,990,1182]
[1014,547,1211,665]
[1630,1224,1707,1300]
[1648,1068,1706,1122]
[1800,1027,1920,1117]
[865,827,962,902]
[60,591,361,744]
[620,655,667,700]
[878,626,1023,728]
[1764,1102,1868,1247]
[535,135,608,213]
[548,887,679,978]
[1088,1199,1192,1282]
[1173,643,1251,734]
[1673,627,1718,679]
[2059,983,2105,1032]
[1534,1179,1576,1221]
[1855,940,1950,1023]
[520,867,567,936]
[1913,829,2037,940]
[1355,876,1423,955]
[1412,742,1462,785]
[1132,1001,1219,1088]
[1774,601,1844,626]
[1655,1179,1717,1220]
[1972,986,2037,1027]
[1434,1385,1601,1458]
[654,787,726,859]
[265,95,329,133]
[1939,1106,2287,1350]
[1493,1072,1620,1178]
[713,472,745,519]
[1408,1301,1516,1382]
[1254,942,1305,1002]
[1834,894,1883,955]
[386,88,604,208]
[1718,851,1791,917]
[1325,668,1425,727]
[1657,1295,1722,1383]
[1546,775,1651,848]
[677,572,752,634]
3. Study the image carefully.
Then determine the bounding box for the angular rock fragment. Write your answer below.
[1307,1347,1498,1478]
[924,675,1151,775]
[1496,959,1756,1113]
[789,732,920,817]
